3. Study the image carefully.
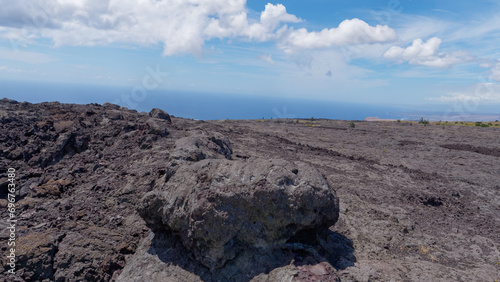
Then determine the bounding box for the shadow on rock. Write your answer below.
[142,229,356,282]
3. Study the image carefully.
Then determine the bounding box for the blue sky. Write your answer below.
[0,0,500,111]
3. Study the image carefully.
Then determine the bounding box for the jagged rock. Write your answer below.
[138,158,339,269]
[145,118,168,137]
[33,179,71,198]
[170,132,232,163]
[149,108,172,123]
[3,98,498,282]
[10,232,58,281]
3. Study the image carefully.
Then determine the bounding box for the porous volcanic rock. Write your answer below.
[149,108,172,123]
[169,132,233,162]
[138,158,339,269]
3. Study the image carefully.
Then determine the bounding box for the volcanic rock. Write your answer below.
[2,99,499,281]
[169,132,233,162]
[149,108,172,123]
[138,158,339,269]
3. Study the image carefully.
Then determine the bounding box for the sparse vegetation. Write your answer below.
[475,121,489,127]
[419,117,429,126]
[349,121,355,129]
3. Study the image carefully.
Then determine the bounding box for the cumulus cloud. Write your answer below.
[278,18,397,53]
[383,37,472,68]
[0,0,396,56]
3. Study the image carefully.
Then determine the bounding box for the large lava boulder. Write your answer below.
[169,132,232,162]
[138,158,339,269]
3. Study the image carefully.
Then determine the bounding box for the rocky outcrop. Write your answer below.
[139,158,339,270]
[149,108,172,123]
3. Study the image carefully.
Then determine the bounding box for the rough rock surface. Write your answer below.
[1,98,499,281]
[149,108,171,123]
[139,158,339,269]
[169,132,233,162]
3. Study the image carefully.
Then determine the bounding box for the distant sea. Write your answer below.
[3,80,499,121]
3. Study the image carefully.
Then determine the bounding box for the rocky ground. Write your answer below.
[0,98,499,281]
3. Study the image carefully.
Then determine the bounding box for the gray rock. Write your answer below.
[149,108,171,123]
[169,132,232,163]
[138,158,339,269]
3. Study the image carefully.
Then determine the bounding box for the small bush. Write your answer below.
[397,119,401,123]
[475,121,483,127]
[349,121,355,129]
[419,117,429,126]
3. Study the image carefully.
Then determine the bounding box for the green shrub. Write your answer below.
[419,117,429,126]
[349,121,355,129]
[475,121,483,127]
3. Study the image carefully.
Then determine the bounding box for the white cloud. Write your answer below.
[430,93,485,102]
[277,18,396,53]
[0,0,396,57]
[490,61,500,82]
[428,83,500,103]
[257,54,274,65]
[383,37,472,68]
[203,3,301,42]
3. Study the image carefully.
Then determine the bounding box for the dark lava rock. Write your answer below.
[139,158,339,269]
[3,98,499,281]
[170,132,233,162]
[149,108,172,123]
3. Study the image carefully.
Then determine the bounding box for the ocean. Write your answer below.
[2,80,499,121]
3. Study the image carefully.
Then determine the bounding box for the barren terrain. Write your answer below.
[0,99,499,281]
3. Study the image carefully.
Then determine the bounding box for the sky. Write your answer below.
[0,0,500,115]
